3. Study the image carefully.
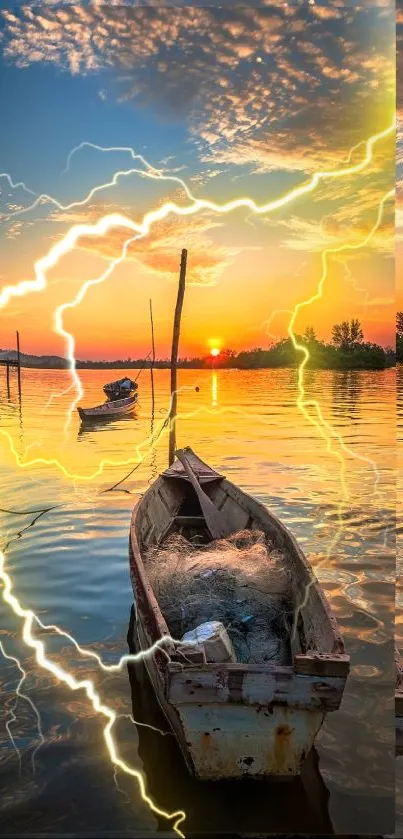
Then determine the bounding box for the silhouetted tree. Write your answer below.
[303,326,317,343]
[332,318,364,351]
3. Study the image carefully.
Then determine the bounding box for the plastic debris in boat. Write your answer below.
[240,615,254,627]
[181,621,237,663]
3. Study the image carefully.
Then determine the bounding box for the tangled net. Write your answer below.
[145,529,293,665]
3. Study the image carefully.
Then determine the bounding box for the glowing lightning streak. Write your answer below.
[1,148,196,222]
[0,173,37,199]
[0,122,394,456]
[340,258,370,315]
[0,640,45,774]
[0,550,186,836]
[288,187,394,638]
[35,119,396,441]
[2,133,372,222]
[0,122,393,835]
[289,188,394,495]
[62,141,162,176]
[56,231,145,432]
[0,120,393,316]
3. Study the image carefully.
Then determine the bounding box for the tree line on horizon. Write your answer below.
[1,318,394,370]
[213,319,393,371]
[76,318,393,371]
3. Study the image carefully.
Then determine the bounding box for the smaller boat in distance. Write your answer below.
[77,376,139,422]
[396,648,403,755]
[129,447,349,780]
[77,393,138,422]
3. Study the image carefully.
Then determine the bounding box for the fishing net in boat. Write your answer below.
[145,529,293,665]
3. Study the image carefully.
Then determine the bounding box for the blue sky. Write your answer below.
[0,2,395,357]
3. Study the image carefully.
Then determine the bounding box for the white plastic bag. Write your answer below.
[182,621,237,663]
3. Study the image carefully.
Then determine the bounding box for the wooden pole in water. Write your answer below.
[16,330,22,400]
[168,249,187,466]
[149,298,155,425]
[6,363,10,399]
[149,299,157,478]
[149,299,156,369]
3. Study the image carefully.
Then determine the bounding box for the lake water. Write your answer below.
[396,364,402,835]
[0,366,395,835]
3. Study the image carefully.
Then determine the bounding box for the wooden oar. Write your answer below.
[175,448,233,539]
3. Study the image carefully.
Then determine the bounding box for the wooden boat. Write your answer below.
[128,447,349,780]
[396,648,403,756]
[77,393,137,422]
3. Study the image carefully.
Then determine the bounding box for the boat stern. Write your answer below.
[172,701,323,780]
[167,662,345,780]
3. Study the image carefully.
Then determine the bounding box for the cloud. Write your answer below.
[1,4,394,175]
[45,200,241,286]
[274,186,394,255]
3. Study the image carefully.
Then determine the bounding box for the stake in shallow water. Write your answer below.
[0,330,22,401]
[168,249,187,467]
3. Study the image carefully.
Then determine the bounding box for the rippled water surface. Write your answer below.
[396,365,403,834]
[0,367,395,835]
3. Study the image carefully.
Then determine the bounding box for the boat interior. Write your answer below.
[132,452,347,671]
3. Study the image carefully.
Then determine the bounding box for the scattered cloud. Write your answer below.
[45,200,241,286]
[1,4,394,174]
[277,213,393,255]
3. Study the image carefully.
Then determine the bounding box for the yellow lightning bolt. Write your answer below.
[0,548,188,835]
[0,120,392,319]
[2,152,196,222]
[0,119,394,832]
[0,118,393,467]
[288,187,393,640]
[0,131,379,222]
[289,188,393,497]
[0,639,45,774]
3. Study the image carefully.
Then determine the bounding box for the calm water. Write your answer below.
[396,365,403,835]
[0,366,395,835]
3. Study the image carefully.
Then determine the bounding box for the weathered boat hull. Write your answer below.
[129,448,349,780]
[77,393,137,421]
[172,703,324,780]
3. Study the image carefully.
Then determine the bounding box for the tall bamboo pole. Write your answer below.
[168,249,187,466]
[149,299,156,363]
[149,298,156,427]
[149,298,158,480]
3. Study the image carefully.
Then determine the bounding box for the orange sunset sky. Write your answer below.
[0,3,395,361]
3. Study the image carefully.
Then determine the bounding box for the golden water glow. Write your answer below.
[287,188,393,638]
[0,116,394,837]
[0,118,394,478]
[0,548,189,834]
[211,372,218,407]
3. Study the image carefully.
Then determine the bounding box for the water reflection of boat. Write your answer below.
[396,648,403,755]
[77,410,138,438]
[77,393,138,422]
[126,607,334,834]
[128,447,349,781]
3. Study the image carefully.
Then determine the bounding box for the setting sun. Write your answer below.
[211,348,220,357]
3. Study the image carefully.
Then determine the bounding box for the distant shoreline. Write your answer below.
[1,358,395,372]
[0,342,395,373]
